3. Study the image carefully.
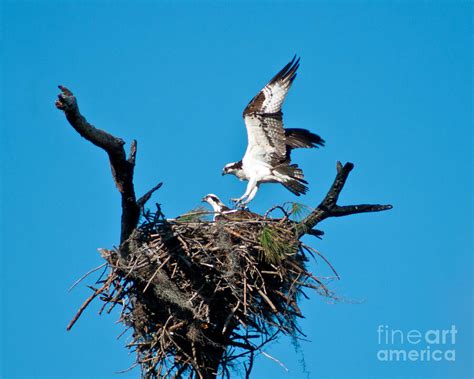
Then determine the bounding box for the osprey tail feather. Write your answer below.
[275,164,308,196]
[283,179,308,196]
[288,164,307,183]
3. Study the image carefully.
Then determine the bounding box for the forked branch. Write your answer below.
[55,86,161,244]
[297,162,392,237]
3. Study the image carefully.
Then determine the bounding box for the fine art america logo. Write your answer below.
[376,325,457,362]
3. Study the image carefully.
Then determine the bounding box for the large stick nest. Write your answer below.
[90,205,335,378]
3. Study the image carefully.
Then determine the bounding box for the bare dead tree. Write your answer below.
[56,86,391,378]
[55,85,162,245]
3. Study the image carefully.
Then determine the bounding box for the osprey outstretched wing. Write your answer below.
[242,56,300,165]
[223,57,324,206]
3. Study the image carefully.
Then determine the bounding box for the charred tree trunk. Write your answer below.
[55,86,162,245]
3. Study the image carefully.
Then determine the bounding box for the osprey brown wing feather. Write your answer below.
[242,57,301,164]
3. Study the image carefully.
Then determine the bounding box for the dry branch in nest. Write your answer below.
[56,86,392,378]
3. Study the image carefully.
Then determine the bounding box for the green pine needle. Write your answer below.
[286,202,312,221]
[260,226,297,265]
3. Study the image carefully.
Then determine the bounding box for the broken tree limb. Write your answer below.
[297,161,392,237]
[55,86,161,244]
[137,182,163,209]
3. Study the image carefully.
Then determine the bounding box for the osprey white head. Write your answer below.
[222,161,245,180]
[201,194,229,213]
[202,194,236,221]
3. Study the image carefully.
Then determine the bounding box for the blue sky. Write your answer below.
[1,1,472,378]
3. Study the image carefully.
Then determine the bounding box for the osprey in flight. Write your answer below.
[222,56,324,206]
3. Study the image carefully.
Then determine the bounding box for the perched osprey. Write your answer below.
[202,193,324,238]
[222,56,324,206]
[202,194,254,221]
